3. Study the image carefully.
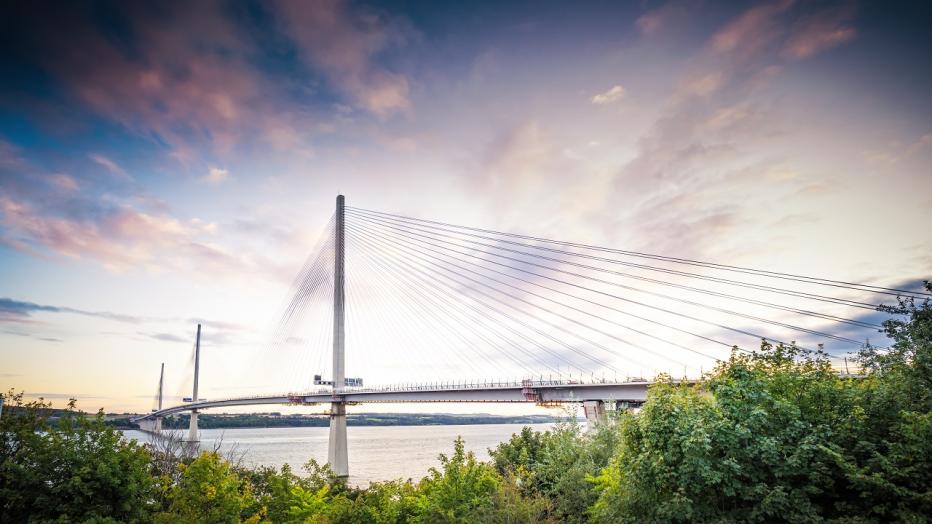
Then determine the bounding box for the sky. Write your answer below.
[1,0,930,414]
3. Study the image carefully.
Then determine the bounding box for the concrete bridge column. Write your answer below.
[185,324,202,443]
[328,194,349,477]
[187,411,198,442]
[153,417,162,433]
[582,400,607,426]
[328,402,348,477]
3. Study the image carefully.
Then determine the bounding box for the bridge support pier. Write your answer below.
[582,400,607,426]
[328,402,348,477]
[153,417,162,433]
[185,325,202,443]
[187,411,199,442]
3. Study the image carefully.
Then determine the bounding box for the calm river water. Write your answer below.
[123,423,553,486]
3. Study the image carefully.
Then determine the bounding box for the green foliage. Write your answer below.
[0,392,156,522]
[590,283,932,523]
[159,451,259,523]
[413,436,501,522]
[490,420,617,522]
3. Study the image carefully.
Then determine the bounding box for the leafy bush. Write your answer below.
[0,393,156,522]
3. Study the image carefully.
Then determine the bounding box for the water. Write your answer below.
[123,423,554,486]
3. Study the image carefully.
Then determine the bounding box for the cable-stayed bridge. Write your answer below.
[133,195,928,477]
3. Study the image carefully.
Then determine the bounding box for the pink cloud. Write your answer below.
[637,11,665,35]
[0,195,252,275]
[48,174,79,193]
[29,3,309,157]
[636,2,689,36]
[88,154,130,180]
[204,167,230,184]
[273,0,412,116]
[710,0,794,62]
[782,6,857,60]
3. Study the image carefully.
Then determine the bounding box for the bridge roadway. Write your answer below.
[133,379,655,422]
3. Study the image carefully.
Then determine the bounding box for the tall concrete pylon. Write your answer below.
[328,194,349,477]
[187,324,201,442]
[154,362,164,432]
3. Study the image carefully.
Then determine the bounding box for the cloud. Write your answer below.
[0,297,144,324]
[141,332,188,343]
[88,154,130,180]
[273,0,412,116]
[861,132,932,165]
[0,141,291,279]
[605,1,868,259]
[48,174,79,192]
[637,11,665,36]
[0,298,247,350]
[0,298,60,323]
[907,133,932,155]
[709,0,793,62]
[204,167,230,184]
[636,2,689,36]
[3,3,321,156]
[782,5,857,60]
[675,71,725,99]
[591,85,626,105]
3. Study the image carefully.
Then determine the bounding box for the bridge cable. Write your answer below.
[349,222,697,371]
[348,226,620,375]
[349,211,880,330]
[346,240,502,380]
[350,214,867,347]
[348,206,931,300]
[348,234,572,378]
[279,231,335,390]
[351,221,740,360]
[346,208,886,310]
[350,226,608,375]
[348,221,820,353]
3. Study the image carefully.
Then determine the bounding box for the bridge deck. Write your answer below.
[133,380,655,421]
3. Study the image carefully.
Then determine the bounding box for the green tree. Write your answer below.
[413,436,502,522]
[591,285,932,524]
[160,451,260,523]
[490,420,618,522]
[0,393,156,522]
